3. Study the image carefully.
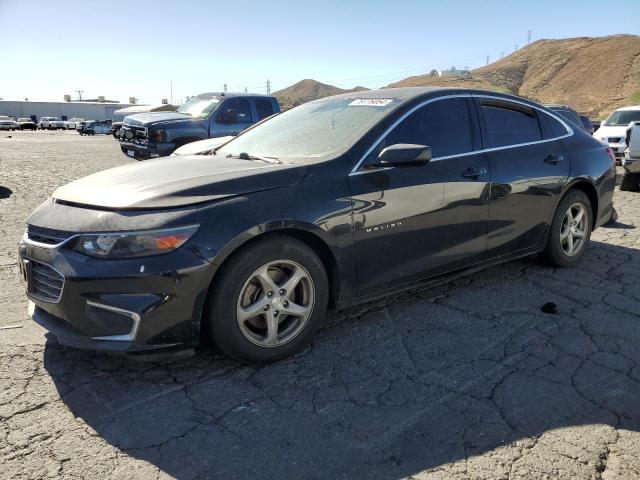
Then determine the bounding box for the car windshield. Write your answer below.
[604,110,640,126]
[177,96,221,118]
[217,96,401,162]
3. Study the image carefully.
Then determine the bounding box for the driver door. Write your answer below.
[211,97,254,137]
[347,96,490,295]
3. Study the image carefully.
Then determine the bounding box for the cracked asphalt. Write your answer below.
[1,131,640,479]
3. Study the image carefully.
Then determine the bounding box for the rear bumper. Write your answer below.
[119,141,175,159]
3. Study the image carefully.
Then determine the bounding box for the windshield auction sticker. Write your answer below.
[349,98,393,106]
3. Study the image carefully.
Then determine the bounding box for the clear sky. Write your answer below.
[0,0,638,104]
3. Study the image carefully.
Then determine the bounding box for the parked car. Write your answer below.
[621,121,640,191]
[78,120,111,135]
[544,104,583,129]
[38,117,64,130]
[0,116,17,130]
[579,115,594,135]
[17,118,37,130]
[20,87,616,362]
[118,92,280,159]
[594,105,640,162]
[65,118,85,130]
[110,121,123,139]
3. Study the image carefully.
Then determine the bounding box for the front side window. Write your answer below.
[481,104,541,148]
[365,98,475,164]
[217,98,253,124]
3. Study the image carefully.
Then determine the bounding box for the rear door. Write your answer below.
[475,97,571,258]
[254,98,276,121]
[348,96,490,294]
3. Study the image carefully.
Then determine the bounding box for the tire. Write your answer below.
[619,171,640,192]
[543,189,593,267]
[206,235,329,362]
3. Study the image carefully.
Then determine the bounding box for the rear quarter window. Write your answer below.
[481,104,542,148]
[539,111,570,139]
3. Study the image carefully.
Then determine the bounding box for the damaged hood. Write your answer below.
[123,112,192,126]
[53,155,307,210]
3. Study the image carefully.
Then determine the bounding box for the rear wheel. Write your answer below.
[543,189,592,267]
[206,235,328,362]
[620,171,640,191]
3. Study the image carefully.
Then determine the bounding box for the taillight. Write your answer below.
[606,147,615,164]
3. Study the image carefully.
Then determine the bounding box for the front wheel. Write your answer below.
[543,189,592,267]
[206,235,329,362]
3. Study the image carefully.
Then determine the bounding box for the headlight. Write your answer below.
[74,225,199,259]
[149,129,166,142]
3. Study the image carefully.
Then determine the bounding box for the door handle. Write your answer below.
[544,154,564,165]
[461,166,487,179]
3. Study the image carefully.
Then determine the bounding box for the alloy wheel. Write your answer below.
[236,259,315,347]
[560,202,588,256]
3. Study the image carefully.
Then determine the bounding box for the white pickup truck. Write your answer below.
[621,122,640,191]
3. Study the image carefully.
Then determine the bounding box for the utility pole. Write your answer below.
[486,55,490,66]
[75,89,84,101]
[223,83,228,93]
[170,80,173,104]
[500,51,504,59]
[244,86,247,93]
[266,79,271,95]
[527,30,532,44]
[514,44,518,52]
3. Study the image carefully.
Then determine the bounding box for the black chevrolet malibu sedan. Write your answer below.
[20,87,616,362]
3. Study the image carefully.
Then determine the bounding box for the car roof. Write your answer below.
[316,86,549,110]
[194,92,276,100]
[612,105,640,112]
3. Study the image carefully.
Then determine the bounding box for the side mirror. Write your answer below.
[376,143,431,166]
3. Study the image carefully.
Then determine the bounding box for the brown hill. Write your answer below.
[274,79,368,109]
[387,35,640,118]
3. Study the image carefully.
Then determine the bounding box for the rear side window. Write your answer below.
[372,98,474,159]
[255,99,274,121]
[541,111,570,138]
[481,104,541,148]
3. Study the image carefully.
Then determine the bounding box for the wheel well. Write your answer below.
[208,229,339,310]
[567,181,598,228]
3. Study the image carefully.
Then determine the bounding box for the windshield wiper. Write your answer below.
[227,152,282,165]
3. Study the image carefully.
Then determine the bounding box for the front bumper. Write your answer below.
[19,236,213,355]
[119,141,175,160]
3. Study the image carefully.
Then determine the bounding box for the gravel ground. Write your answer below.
[1,130,639,480]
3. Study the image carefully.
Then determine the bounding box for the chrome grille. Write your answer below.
[121,124,147,142]
[30,260,64,302]
[27,225,72,245]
